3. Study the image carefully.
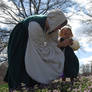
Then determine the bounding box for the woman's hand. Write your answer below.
[57,39,73,48]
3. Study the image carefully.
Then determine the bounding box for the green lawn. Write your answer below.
[0,84,8,92]
[0,84,8,88]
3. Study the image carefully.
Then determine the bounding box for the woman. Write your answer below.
[58,26,79,84]
[4,9,67,91]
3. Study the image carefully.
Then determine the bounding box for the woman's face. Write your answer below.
[59,28,73,39]
[51,20,67,33]
[46,20,68,35]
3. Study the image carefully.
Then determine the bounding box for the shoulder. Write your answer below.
[28,21,40,27]
[28,21,43,32]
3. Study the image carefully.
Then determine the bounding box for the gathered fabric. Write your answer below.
[25,21,65,84]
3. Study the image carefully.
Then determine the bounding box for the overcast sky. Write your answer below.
[69,20,92,65]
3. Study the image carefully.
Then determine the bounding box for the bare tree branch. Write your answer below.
[11,0,26,18]
[20,0,28,17]
[0,21,17,24]
[7,10,19,22]
[43,0,51,13]
[12,1,25,18]
[31,0,37,14]
[36,0,41,14]
[29,0,32,15]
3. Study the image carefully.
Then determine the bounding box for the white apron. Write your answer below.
[25,21,65,84]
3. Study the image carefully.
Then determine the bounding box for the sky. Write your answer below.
[69,20,92,66]
[67,0,92,66]
[0,0,92,66]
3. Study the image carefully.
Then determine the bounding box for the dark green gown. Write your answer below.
[4,15,47,90]
[60,38,79,78]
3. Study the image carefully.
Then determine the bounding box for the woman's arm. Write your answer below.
[57,39,73,48]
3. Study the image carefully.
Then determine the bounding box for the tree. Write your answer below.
[0,0,77,25]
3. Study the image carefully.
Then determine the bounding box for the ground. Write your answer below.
[0,75,92,92]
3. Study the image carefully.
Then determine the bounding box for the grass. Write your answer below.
[0,84,8,88]
[0,84,8,92]
[0,75,92,92]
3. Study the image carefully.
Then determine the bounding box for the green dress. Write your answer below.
[60,38,79,78]
[4,15,47,90]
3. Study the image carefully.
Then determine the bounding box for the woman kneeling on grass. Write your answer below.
[4,9,68,91]
[58,26,79,85]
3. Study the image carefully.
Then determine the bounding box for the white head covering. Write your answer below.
[47,9,67,32]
